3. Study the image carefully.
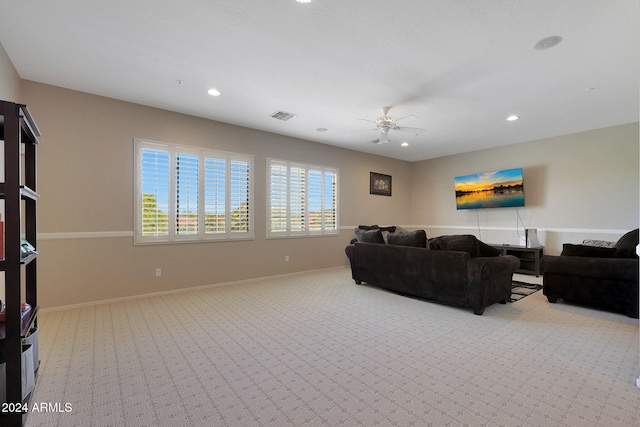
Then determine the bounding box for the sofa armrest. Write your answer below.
[466,255,520,315]
[468,255,521,279]
[345,244,355,262]
[345,244,358,282]
[541,255,638,282]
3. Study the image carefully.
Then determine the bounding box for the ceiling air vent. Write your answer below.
[270,110,297,121]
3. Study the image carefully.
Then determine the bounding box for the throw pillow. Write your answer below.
[613,229,639,258]
[427,237,445,250]
[358,225,397,233]
[357,225,397,243]
[428,235,478,256]
[476,240,503,257]
[354,228,385,244]
[387,230,427,248]
[358,224,379,230]
[582,239,615,248]
[427,235,501,258]
[561,244,616,258]
[443,236,480,257]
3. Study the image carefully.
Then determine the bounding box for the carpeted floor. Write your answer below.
[25,268,639,427]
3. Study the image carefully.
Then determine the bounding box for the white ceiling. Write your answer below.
[0,0,638,162]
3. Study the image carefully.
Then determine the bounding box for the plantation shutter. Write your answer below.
[140,145,170,238]
[308,169,323,231]
[269,161,288,234]
[204,156,226,234]
[135,139,253,244]
[289,164,306,234]
[267,158,338,237]
[230,158,251,233]
[175,150,199,236]
[323,170,337,231]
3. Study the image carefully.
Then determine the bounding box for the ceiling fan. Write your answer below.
[352,106,426,144]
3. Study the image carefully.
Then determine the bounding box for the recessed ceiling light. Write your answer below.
[207,88,221,96]
[507,115,519,121]
[534,35,562,50]
[296,0,312,3]
[401,142,409,147]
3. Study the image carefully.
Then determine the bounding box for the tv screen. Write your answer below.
[454,168,524,210]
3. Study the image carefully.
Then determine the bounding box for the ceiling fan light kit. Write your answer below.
[354,106,426,144]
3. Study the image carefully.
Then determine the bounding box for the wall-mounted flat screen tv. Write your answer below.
[454,167,524,210]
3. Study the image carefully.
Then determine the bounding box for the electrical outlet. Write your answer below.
[285,256,289,262]
[155,268,162,277]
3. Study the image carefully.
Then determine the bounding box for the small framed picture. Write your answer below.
[370,172,392,196]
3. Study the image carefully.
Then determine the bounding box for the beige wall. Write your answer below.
[21,81,412,308]
[0,42,21,102]
[411,123,639,253]
[5,79,638,309]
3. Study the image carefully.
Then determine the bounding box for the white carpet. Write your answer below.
[26,268,639,426]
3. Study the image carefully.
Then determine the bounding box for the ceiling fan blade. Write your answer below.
[395,114,418,125]
[357,118,378,125]
[395,126,425,134]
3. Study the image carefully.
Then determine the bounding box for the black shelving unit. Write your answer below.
[0,100,40,426]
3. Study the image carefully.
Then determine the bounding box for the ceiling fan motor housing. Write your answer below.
[376,116,397,129]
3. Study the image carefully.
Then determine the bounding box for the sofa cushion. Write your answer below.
[354,228,386,244]
[387,230,427,248]
[613,229,639,258]
[561,244,616,258]
[428,235,501,258]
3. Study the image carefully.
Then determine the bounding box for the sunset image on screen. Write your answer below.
[454,168,524,210]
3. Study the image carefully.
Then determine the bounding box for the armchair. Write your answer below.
[541,229,639,318]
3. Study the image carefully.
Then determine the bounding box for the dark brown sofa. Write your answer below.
[541,229,639,318]
[345,231,520,315]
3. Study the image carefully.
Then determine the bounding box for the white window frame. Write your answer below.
[267,158,339,238]
[135,138,254,244]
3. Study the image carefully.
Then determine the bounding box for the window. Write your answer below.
[267,158,338,238]
[135,139,253,244]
